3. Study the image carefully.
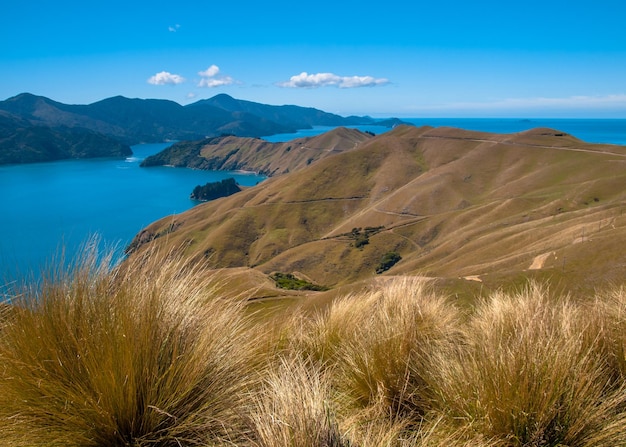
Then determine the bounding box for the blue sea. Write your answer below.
[263,118,626,146]
[1,118,624,283]
[0,143,265,283]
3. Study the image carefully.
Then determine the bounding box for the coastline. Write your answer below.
[234,169,262,175]
[2,119,623,280]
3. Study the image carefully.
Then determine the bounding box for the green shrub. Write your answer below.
[376,252,402,274]
[354,234,369,248]
[271,272,328,291]
[346,226,385,249]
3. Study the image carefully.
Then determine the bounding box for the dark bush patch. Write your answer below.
[270,273,328,291]
[376,252,402,274]
[345,226,385,249]
[191,177,241,201]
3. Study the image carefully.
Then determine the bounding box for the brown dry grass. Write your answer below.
[431,283,626,446]
[281,280,626,446]
[246,358,350,447]
[3,243,626,446]
[128,125,626,296]
[0,247,262,446]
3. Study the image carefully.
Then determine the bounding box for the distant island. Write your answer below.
[190,177,241,201]
[0,92,406,165]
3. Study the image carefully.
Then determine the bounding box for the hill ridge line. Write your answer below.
[421,134,626,156]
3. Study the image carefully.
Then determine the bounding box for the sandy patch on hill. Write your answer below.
[463,275,483,282]
[529,252,555,270]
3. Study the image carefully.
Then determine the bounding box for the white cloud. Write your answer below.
[147,71,186,85]
[277,72,389,88]
[168,24,180,32]
[199,65,220,78]
[197,65,235,88]
[198,77,234,88]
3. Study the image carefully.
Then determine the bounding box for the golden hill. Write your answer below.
[127,125,626,300]
[140,126,373,176]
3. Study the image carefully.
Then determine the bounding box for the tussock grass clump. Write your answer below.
[433,283,626,446]
[286,290,365,367]
[584,286,626,384]
[247,357,350,447]
[287,278,464,424]
[333,278,464,418]
[0,248,259,446]
[284,280,626,446]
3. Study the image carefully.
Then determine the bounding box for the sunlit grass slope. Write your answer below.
[128,125,626,297]
[2,250,626,446]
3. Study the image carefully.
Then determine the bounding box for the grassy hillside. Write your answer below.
[128,125,626,299]
[5,119,625,445]
[140,127,373,176]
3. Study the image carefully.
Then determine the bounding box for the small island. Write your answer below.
[190,177,241,202]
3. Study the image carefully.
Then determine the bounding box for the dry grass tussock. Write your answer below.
[281,280,626,446]
[431,283,626,446]
[246,357,350,447]
[291,278,464,419]
[0,246,261,446]
[2,250,626,446]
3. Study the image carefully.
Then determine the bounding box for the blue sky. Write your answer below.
[2,0,625,117]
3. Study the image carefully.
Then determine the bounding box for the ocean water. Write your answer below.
[402,118,626,146]
[0,143,265,282]
[263,118,626,146]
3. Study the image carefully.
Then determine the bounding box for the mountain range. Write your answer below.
[0,93,391,164]
[127,125,626,302]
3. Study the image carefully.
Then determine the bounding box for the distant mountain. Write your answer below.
[192,93,375,128]
[127,125,626,299]
[0,110,131,164]
[0,93,387,144]
[0,92,394,164]
[140,127,374,176]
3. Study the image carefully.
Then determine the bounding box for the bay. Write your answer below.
[0,143,266,282]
